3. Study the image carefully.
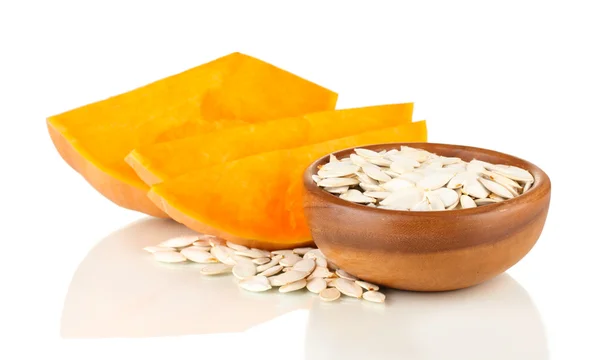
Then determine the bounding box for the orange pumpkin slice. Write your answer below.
[126,103,414,186]
[149,120,427,249]
[47,52,337,217]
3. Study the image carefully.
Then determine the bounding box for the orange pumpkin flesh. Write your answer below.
[47,52,338,217]
[149,120,427,250]
[126,103,414,186]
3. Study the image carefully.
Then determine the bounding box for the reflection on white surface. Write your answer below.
[305,275,548,360]
[62,218,548,360]
[61,218,311,338]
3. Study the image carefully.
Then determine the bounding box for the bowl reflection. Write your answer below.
[304,274,548,360]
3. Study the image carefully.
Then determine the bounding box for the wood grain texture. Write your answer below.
[302,142,551,291]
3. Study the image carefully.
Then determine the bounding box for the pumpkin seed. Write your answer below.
[307,278,327,293]
[363,191,391,199]
[355,148,381,158]
[428,187,459,208]
[489,164,534,182]
[226,241,248,251]
[317,177,360,187]
[200,263,233,275]
[315,256,328,268]
[379,187,425,209]
[256,255,282,272]
[280,254,303,267]
[180,247,218,263]
[143,246,175,253]
[334,278,363,298]
[417,171,455,191]
[319,288,341,302]
[336,269,358,281]
[355,280,379,291]
[211,245,237,265]
[252,257,271,265]
[460,195,477,209]
[271,250,295,256]
[292,258,316,273]
[381,178,414,192]
[426,193,446,210]
[362,163,392,182]
[239,276,272,292]
[474,197,501,205]
[158,235,198,248]
[293,247,315,255]
[192,240,212,247]
[479,178,515,199]
[235,248,267,259]
[232,260,257,279]
[279,279,307,293]
[362,291,386,303]
[258,265,283,277]
[268,270,310,286]
[307,266,333,280]
[339,189,376,203]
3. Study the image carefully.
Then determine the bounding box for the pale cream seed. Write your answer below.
[319,288,341,302]
[307,278,327,294]
[335,278,363,298]
[279,279,307,293]
[355,280,379,291]
[200,263,233,275]
[239,276,272,292]
[363,291,386,303]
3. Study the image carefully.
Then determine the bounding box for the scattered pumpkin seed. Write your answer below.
[145,237,386,303]
[279,279,307,293]
[363,291,386,303]
[319,288,341,302]
[355,280,380,291]
[180,247,218,263]
[200,263,233,275]
[307,278,327,294]
[143,246,175,253]
[239,276,272,292]
[334,278,363,298]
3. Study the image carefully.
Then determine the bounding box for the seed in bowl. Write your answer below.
[312,146,534,211]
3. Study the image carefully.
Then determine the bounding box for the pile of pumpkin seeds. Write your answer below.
[312,146,535,210]
[144,235,385,303]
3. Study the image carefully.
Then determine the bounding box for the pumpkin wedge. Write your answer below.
[148,120,427,250]
[126,103,414,186]
[47,52,338,217]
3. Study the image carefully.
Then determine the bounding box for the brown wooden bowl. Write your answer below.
[302,142,551,292]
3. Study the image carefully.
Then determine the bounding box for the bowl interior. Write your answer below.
[303,142,550,215]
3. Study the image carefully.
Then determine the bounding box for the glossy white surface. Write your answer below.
[2,1,600,359]
[60,218,549,360]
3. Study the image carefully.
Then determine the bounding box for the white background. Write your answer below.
[1,1,599,359]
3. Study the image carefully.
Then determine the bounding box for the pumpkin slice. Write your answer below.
[148,120,427,249]
[47,52,338,217]
[126,103,414,186]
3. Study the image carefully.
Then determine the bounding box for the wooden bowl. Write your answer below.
[302,142,551,292]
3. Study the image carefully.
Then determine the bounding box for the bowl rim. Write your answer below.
[303,142,551,216]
